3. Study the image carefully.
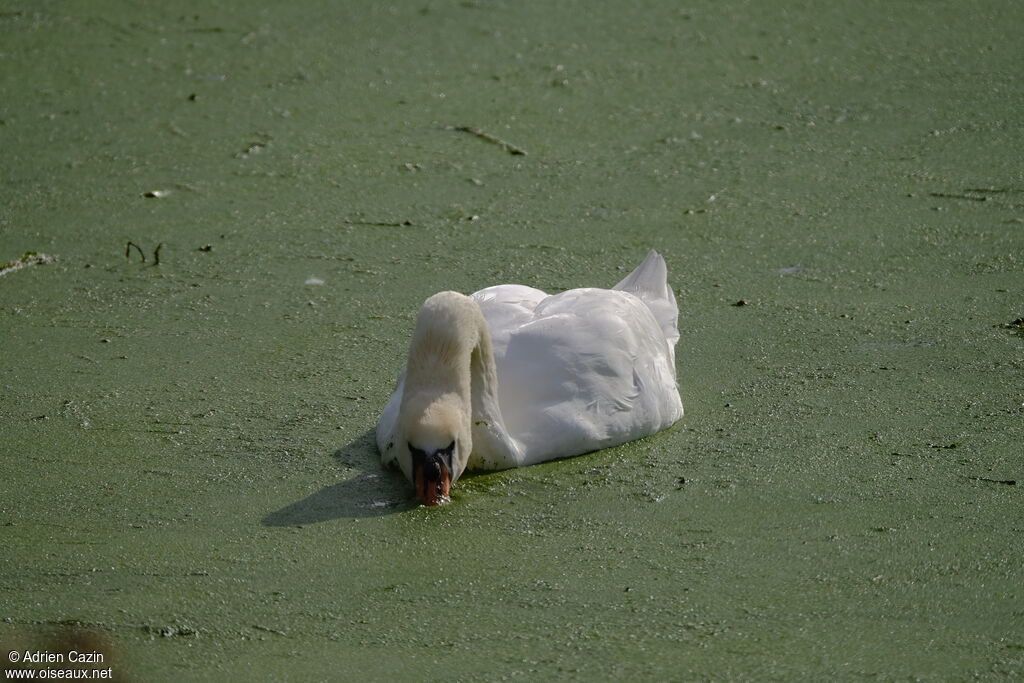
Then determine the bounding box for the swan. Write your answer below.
[375,250,683,505]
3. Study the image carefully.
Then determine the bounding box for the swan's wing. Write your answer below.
[472,283,547,306]
[612,250,679,349]
[495,288,682,465]
[471,284,548,355]
[471,284,545,335]
[468,272,682,468]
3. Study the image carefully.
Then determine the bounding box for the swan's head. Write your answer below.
[400,399,469,506]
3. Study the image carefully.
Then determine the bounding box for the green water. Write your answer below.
[2,1,1022,680]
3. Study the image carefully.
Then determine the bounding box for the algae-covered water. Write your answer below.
[2,1,1022,680]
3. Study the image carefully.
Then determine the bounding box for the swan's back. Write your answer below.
[471,251,683,466]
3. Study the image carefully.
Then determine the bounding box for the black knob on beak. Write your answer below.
[409,441,456,505]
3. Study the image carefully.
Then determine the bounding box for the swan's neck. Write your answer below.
[402,292,482,411]
[399,291,520,474]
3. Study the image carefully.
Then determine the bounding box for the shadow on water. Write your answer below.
[262,430,417,525]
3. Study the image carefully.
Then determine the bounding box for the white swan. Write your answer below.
[376,250,683,505]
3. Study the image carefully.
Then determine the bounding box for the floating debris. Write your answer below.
[445,125,527,156]
[966,476,1016,486]
[143,189,170,198]
[251,624,287,636]
[145,624,198,638]
[0,251,56,277]
[124,241,163,264]
[237,142,266,158]
[343,219,414,227]
[125,241,146,262]
[236,135,272,159]
[305,276,325,286]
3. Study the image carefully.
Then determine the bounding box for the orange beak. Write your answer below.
[413,456,452,506]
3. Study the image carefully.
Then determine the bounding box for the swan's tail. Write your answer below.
[613,250,679,347]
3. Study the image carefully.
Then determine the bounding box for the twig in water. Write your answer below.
[153,243,164,266]
[446,125,527,156]
[0,252,56,278]
[929,191,989,202]
[343,219,414,227]
[125,241,146,262]
[966,476,1016,486]
[252,624,287,636]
